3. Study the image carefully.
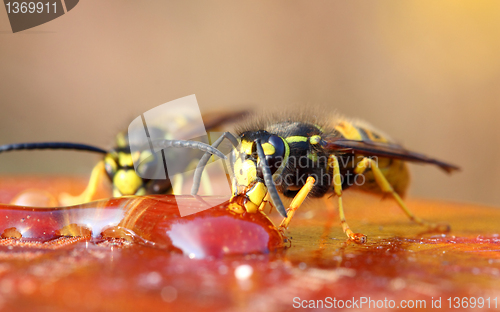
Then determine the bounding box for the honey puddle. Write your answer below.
[0,195,283,258]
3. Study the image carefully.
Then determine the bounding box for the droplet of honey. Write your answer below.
[56,224,92,237]
[2,227,22,239]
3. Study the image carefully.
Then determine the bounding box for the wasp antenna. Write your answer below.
[191,132,239,195]
[152,139,227,160]
[255,139,288,218]
[0,142,108,154]
[434,161,460,173]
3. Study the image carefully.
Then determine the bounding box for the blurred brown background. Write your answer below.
[0,1,499,207]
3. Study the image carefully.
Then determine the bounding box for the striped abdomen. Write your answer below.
[333,120,410,196]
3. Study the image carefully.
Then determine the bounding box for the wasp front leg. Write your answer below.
[258,192,272,212]
[329,155,367,243]
[279,176,315,230]
[354,157,450,232]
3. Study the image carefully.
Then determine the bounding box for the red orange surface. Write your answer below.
[0,176,499,311]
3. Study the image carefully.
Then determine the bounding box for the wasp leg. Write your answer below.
[354,157,450,232]
[59,160,106,206]
[258,192,276,214]
[279,177,315,230]
[258,193,270,211]
[330,155,367,243]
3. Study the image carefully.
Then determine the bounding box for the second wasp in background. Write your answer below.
[0,111,245,206]
[60,111,246,205]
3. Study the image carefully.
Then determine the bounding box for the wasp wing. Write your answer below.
[179,110,249,140]
[202,110,249,131]
[325,139,460,173]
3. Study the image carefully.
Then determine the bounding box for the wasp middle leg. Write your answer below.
[329,155,368,243]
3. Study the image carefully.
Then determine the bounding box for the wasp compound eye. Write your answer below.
[266,135,285,172]
[256,135,286,177]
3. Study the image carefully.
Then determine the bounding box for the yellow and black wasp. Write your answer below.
[191,112,460,243]
[0,112,244,205]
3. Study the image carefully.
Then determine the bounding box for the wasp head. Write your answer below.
[229,130,289,213]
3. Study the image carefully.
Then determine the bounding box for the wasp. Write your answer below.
[0,111,244,205]
[191,112,460,243]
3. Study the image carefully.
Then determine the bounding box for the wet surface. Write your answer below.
[0,176,499,311]
[0,194,283,259]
